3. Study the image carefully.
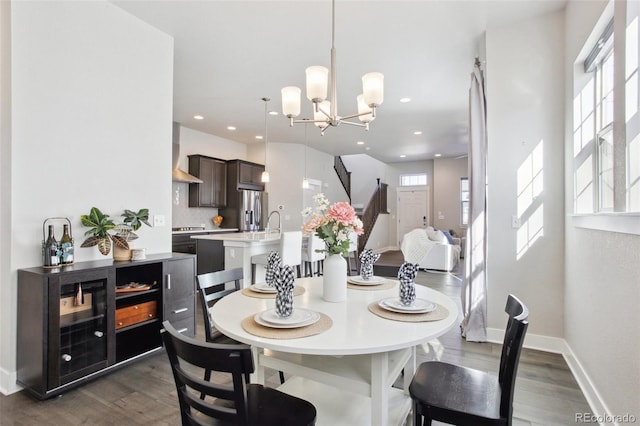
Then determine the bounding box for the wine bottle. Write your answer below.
[44,225,60,267]
[75,283,84,306]
[60,224,74,264]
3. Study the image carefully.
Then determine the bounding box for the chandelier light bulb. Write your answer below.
[305,66,329,102]
[362,72,384,106]
[357,94,374,123]
[281,86,301,117]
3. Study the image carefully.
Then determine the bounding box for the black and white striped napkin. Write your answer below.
[275,264,295,317]
[359,249,381,280]
[265,251,282,287]
[398,262,419,305]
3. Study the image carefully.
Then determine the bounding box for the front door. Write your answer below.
[397,189,429,245]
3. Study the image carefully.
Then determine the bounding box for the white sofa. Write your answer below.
[401,227,461,272]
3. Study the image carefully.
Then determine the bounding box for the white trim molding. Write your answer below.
[0,366,21,396]
[570,213,640,235]
[487,328,615,425]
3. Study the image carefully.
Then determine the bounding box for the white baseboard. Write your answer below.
[0,366,21,396]
[486,327,566,353]
[487,327,614,425]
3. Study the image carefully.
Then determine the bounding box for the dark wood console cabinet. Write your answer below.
[188,154,227,207]
[17,253,195,399]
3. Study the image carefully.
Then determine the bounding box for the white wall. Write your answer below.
[0,0,13,396]
[266,142,348,232]
[1,1,174,394]
[485,10,565,337]
[433,157,468,236]
[564,0,640,419]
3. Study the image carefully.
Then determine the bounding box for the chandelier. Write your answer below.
[281,0,384,136]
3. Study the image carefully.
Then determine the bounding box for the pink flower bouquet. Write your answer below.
[301,194,364,256]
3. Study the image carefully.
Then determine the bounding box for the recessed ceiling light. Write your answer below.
[227,126,236,131]
[268,111,279,116]
[434,153,442,157]
[400,98,411,103]
[413,131,422,135]
[255,135,263,140]
[356,141,365,145]
[400,154,406,158]
[193,115,204,120]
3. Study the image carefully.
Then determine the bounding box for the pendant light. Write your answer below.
[261,97,270,183]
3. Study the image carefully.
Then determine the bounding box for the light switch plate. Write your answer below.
[153,215,166,227]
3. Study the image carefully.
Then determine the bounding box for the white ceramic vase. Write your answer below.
[323,254,347,302]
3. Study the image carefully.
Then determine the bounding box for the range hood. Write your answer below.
[172,122,203,183]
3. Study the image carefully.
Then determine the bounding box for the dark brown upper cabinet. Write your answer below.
[188,155,227,207]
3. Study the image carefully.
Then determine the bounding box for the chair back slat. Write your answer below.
[162,321,254,425]
[498,294,529,420]
[197,268,243,343]
[280,231,303,266]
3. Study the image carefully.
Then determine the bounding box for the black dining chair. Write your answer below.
[161,321,317,426]
[409,294,529,426]
[197,268,285,386]
[197,268,244,345]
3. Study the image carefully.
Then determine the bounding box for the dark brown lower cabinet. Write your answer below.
[17,253,195,399]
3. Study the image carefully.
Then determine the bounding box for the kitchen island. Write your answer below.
[191,231,281,286]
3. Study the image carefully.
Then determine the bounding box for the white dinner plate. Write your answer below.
[348,275,387,286]
[250,283,277,293]
[255,308,320,329]
[378,297,437,314]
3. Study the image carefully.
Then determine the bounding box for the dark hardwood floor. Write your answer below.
[0,258,592,425]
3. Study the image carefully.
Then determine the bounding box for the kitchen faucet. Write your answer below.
[265,210,281,234]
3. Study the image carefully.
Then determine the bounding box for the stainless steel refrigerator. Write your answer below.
[220,190,267,232]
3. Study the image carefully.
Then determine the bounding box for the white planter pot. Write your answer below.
[323,254,347,302]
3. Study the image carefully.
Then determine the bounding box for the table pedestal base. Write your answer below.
[254,347,416,426]
[277,377,411,426]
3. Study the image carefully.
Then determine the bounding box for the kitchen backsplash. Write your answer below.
[172,182,220,229]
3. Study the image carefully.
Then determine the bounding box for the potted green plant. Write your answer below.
[80,207,150,259]
[80,207,118,256]
[112,209,151,261]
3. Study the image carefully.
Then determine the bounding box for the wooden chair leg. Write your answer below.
[412,401,421,426]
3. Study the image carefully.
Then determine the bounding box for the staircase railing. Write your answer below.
[334,156,351,202]
[359,179,388,253]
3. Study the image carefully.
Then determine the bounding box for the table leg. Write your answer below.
[404,346,416,393]
[252,347,265,384]
[370,352,389,426]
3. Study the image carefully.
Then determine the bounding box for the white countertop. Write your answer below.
[191,231,281,243]
[171,228,238,235]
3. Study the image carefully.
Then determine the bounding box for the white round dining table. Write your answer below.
[210,276,458,426]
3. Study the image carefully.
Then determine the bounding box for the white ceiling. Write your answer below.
[112,0,566,164]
